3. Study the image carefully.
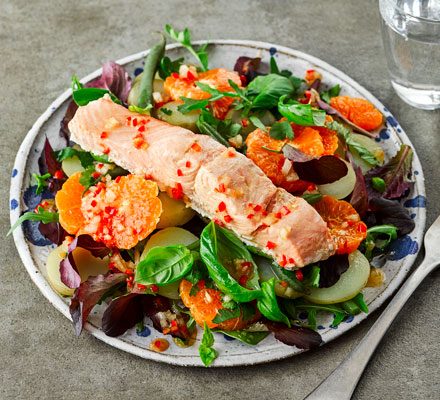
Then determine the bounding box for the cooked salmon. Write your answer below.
[69,96,335,268]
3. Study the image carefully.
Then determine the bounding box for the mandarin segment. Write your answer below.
[179,279,258,330]
[163,68,242,119]
[330,96,383,131]
[313,195,367,254]
[55,172,86,235]
[80,175,162,249]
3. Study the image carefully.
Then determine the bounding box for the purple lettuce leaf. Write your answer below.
[87,61,132,103]
[368,197,415,235]
[282,144,316,162]
[39,138,63,176]
[318,254,350,288]
[317,99,378,139]
[292,155,348,185]
[60,101,79,143]
[309,78,321,91]
[349,162,369,216]
[366,144,414,200]
[69,272,126,336]
[60,235,111,289]
[38,222,67,245]
[265,321,322,350]
[233,56,262,83]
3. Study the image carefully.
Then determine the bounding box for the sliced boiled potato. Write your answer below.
[127,72,164,106]
[226,109,276,136]
[46,245,109,297]
[157,101,200,132]
[61,156,84,177]
[141,227,198,299]
[304,250,370,304]
[317,160,356,199]
[157,192,196,229]
[351,134,385,173]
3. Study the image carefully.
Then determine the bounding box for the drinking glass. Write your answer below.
[379,0,440,110]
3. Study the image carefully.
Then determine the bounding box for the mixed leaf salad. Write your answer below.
[11,25,416,366]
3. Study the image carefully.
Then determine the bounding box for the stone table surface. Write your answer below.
[1,0,439,399]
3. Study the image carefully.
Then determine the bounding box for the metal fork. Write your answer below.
[305,215,440,400]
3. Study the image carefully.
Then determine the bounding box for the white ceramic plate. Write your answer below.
[10,40,426,367]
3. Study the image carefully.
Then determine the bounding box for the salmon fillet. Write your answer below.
[69,96,335,268]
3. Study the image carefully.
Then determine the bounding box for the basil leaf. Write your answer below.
[327,121,380,166]
[79,167,101,190]
[199,322,217,366]
[301,193,323,204]
[135,245,194,286]
[364,224,398,259]
[212,307,241,324]
[72,87,121,106]
[196,81,239,101]
[278,95,326,126]
[320,84,341,103]
[218,330,269,345]
[269,121,294,140]
[56,147,109,169]
[257,278,290,326]
[158,56,184,79]
[257,257,306,293]
[200,222,261,302]
[8,207,59,235]
[246,74,294,109]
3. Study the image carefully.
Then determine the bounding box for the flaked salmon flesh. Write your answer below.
[69,96,335,268]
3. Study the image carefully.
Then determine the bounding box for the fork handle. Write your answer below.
[305,256,438,400]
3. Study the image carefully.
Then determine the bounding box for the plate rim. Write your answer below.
[10,39,426,367]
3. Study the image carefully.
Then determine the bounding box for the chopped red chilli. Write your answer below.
[266,241,276,250]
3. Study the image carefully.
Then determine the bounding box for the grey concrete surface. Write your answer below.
[1,0,439,399]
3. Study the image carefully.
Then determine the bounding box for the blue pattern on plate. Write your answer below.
[269,47,277,56]
[11,168,17,178]
[10,199,18,210]
[23,185,53,209]
[223,334,236,341]
[410,213,416,219]
[317,325,325,330]
[386,115,398,127]
[376,128,390,142]
[134,67,144,76]
[22,219,52,246]
[345,315,354,323]
[404,195,426,208]
[414,170,419,175]
[388,235,419,261]
[136,326,151,337]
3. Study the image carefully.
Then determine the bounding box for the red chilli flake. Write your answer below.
[275,212,282,219]
[185,161,191,168]
[253,204,262,212]
[102,147,110,155]
[357,223,367,233]
[246,213,254,219]
[114,176,121,183]
[241,118,249,127]
[239,75,247,86]
[197,279,206,289]
[238,275,248,286]
[137,284,147,290]
[186,70,195,80]
[224,214,233,223]
[218,201,227,212]
[191,142,202,152]
[213,218,225,227]
[100,131,108,139]
[171,183,184,200]
[172,72,179,79]
[295,270,304,281]
[217,183,226,193]
[177,169,183,177]
[227,149,235,158]
[92,172,100,179]
[281,206,291,216]
[266,241,276,250]
[137,125,145,132]
[132,118,138,127]
[280,280,288,288]
[53,170,64,180]
[150,284,159,293]
[288,258,295,264]
[90,200,97,208]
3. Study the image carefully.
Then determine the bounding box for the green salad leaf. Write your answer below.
[257,278,290,326]
[327,121,380,166]
[158,56,184,79]
[32,173,51,195]
[8,207,58,235]
[135,245,194,286]
[200,222,261,302]
[278,95,326,126]
[320,84,341,103]
[55,147,109,169]
[246,74,294,109]
[71,76,121,107]
[363,224,398,260]
[269,121,294,140]
[218,329,269,345]
[165,25,209,71]
[199,322,218,366]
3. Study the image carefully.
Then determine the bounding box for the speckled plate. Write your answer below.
[10,40,426,367]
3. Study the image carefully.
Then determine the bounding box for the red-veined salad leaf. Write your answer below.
[69,272,126,336]
[38,221,67,246]
[349,162,369,216]
[366,144,414,200]
[233,56,261,83]
[368,197,415,235]
[291,155,348,185]
[60,235,112,288]
[87,61,132,103]
[265,321,322,349]
[317,254,349,288]
[38,138,64,177]
[282,144,316,162]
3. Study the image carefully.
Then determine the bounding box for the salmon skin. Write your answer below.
[69,96,335,268]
